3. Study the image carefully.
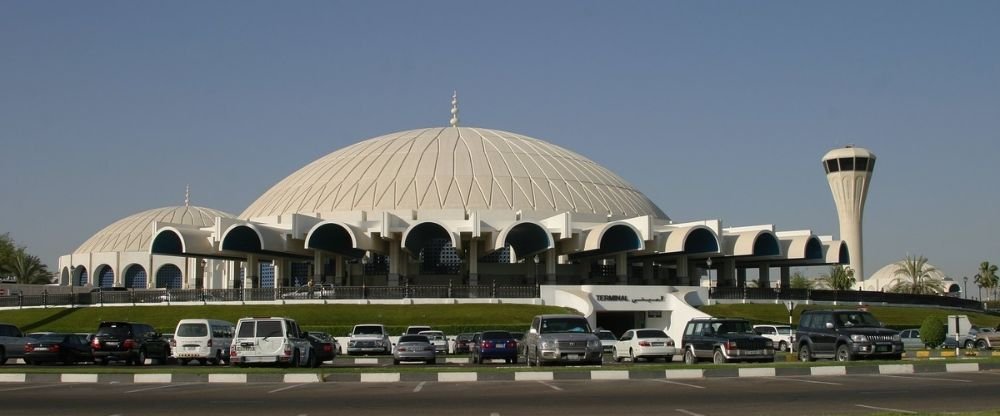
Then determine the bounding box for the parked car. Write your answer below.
[471,330,518,364]
[753,324,794,352]
[90,321,171,366]
[681,318,774,364]
[795,309,902,362]
[347,324,391,355]
[612,328,676,363]
[418,330,449,354]
[453,333,475,354]
[392,335,436,365]
[306,332,338,364]
[281,284,335,299]
[0,323,36,364]
[974,328,1000,350]
[899,328,925,351]
[230,316,316,367]
[403,325,432,336]
[522,314,602,366]
[24,333,93,365]
[595,330,617,354]
[170,319,234,365]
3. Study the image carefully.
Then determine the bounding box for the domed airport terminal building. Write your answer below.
[57,99,856,339]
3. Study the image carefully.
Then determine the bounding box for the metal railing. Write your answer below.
[0,284,542,308]
[709,287,987,311]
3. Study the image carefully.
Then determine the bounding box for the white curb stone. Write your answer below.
[810,366,846,376]
[134,374,172,383]
[591,370,629,380]
[738,368,776,377]
[61,374,98,383]
[0,374,26,383]
[438,372,477,382]
[664,369,704,379]
[946,363,979,373]
[514,371,553,381]
[354,358,379,365]
[445,357,470,364]
[878,364,914,375]
[361,373,400,383]
[209,374,248,383]
[284,373,321,383]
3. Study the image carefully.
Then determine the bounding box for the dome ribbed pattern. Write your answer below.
[241,127,666,220]
[74,206,235,254]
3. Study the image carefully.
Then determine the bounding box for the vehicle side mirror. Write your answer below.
[301,331,309,338]
[529,328,538,335]
[825,322,834,329]
[347,332,352,337]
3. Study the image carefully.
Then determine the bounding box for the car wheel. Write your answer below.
[712,349,727,364]
[0,348,6,365]
[683,349,696,365]
[613,347,621,362]
[778,341,788,352]
[630,348,638,363]
[135,350,147,366]
[664,355,674,363]
[214,351,224,365]
[977,340,989,350]
[835,344,852,362]
[534,349,543,367]
[179,358,190,366]
[964,340,974,349]
[798,344,813,362]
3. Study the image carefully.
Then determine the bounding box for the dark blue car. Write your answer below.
[472,330,518,364]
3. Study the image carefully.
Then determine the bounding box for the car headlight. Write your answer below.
[540,340,553,349]
[892,334,901,342]
[850,334,869,342]
[375,340,384,347]
[348,340,357,347]
[588,339,600,348]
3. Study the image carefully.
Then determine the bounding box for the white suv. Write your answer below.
[347,324,391,355]
[230,317,316,367]
[753,324,794,352]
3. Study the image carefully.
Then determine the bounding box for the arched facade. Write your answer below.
[124,264,147,289]
[155,264,183,289]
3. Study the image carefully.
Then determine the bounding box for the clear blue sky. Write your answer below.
[2,1,998,284]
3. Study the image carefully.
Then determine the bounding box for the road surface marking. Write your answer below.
[675,409,706,416]
[654,379,706,389]
[856,404,916,414]
[538,381,562,391]
[414,381,426,393]
[269,383,306,394]
[490,413,501,416]
[0,384,57,392]
[126,383,190,394]
[881,374,972,383]
[780,377,843,386]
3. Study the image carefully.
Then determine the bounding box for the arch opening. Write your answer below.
[838,244,850,265]
[75,267,88,287]
[307,223,364,258]
[151,230,184,255]
[805,238,824,260]
[124,265,147,289]
[96,265,115,288]
[502,222,552,259]
[221,225,263,253]
[752,233,780,257]
[404,222,453,258]
[684,228,719,253]
[155,264,183,289]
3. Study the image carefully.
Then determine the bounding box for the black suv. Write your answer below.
[795,309,903,362]
[90,321,171,365]
[681,318,775,364]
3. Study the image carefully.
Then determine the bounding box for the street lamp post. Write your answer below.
[963,276,968,299]
[706,257,714,305]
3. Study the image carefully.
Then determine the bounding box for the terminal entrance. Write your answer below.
[595,311,646,338]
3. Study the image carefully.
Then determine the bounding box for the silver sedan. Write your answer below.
[392,335,436,365]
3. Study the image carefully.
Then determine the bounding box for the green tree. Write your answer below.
[919,316,946,349]
[888,254,944,295]
[817,265,856,290]
[789,271,816,289]
[974,261,999,301]
[6,250,51,284]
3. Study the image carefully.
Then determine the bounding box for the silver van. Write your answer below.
[171,319,234,365]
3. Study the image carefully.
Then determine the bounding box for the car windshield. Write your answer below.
[596,331,616,341]
[540,318,591,334]
[836,313,881,328]
[399,335,429,343]
[355,326,384,335]
[636,330,667,338]
[176,323,209,337]
[711,321,754,335]
[775,327,792,335]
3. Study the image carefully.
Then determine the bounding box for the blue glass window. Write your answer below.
[97,266,115,288]
[260,263,275,288]
[77,269,88,287]
[156,264,183,289]
[124,266,147,289]
[291,262,310,286]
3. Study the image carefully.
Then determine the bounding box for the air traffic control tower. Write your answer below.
[822,146,876,284]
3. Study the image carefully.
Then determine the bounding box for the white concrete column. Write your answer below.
[313,251,324,284]
[758,264,771,288]
[616,253,628,284]
[274,259,286,288]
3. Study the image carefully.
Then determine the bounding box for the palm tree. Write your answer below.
[817,265,855,290]
[974,261,999,301]
[888,254,944,295]
[789,271,816,289]
[6,250,51,284]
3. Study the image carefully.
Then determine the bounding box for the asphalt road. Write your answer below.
[2,371,999,416]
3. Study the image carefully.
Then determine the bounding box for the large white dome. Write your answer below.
[241,127,667,220]
[75,206,235,254]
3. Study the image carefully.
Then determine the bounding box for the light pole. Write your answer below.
[533,255,540,287]
[706,258,714,305]
[963,276,968,299]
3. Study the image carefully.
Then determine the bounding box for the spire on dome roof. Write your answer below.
[449,91,459,127]
[184,184,190,207]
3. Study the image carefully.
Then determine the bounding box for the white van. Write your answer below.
[171,319,234,365]
[231,317,316,367]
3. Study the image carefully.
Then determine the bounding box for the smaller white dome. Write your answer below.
[862,261,951,292]
[75,206,235,254]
